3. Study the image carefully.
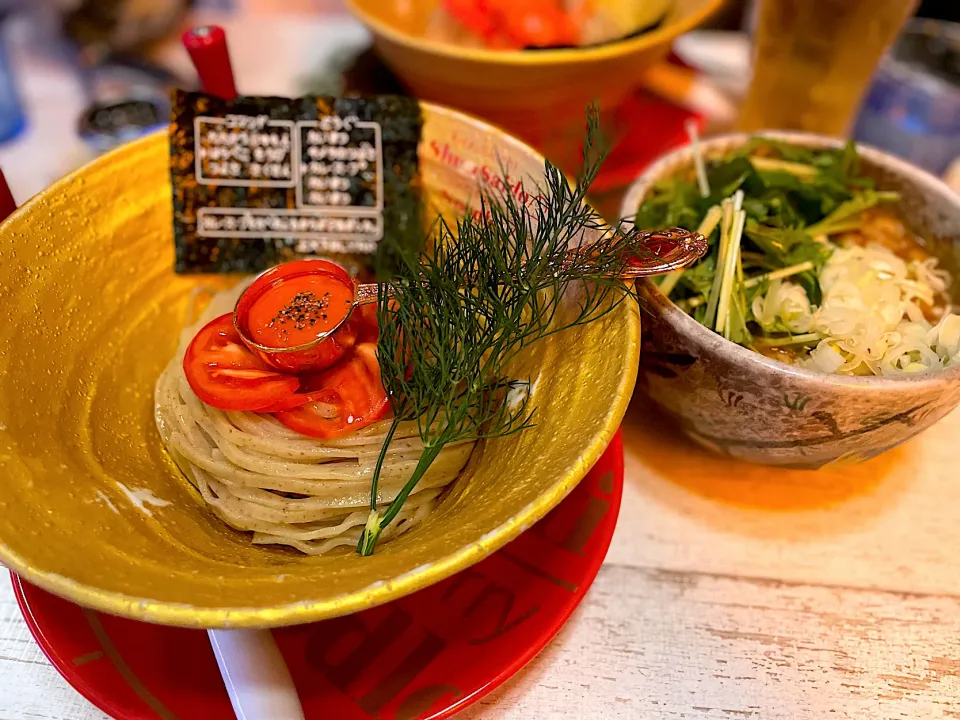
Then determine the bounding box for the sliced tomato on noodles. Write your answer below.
[273,343,390,439]
[183,313,301,412]
[252,386,332,414]
[354,303,380,344]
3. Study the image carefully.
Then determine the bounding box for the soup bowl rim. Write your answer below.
[620,129,960,390]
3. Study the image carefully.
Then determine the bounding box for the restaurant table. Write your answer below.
[4,6,960,720]
[5,398,960,719]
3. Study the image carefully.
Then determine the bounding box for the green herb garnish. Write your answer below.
[635,137,899,347]
[356,109,660,555]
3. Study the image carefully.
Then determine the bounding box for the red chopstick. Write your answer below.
[182,26,238,100]
[0,169,16,222]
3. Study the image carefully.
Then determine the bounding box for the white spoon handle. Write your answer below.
[208,629,305,720]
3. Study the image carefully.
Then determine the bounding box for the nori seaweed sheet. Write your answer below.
[169,90,424,278]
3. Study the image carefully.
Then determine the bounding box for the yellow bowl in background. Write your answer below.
[346,0,725,155]
[0,103,640,628]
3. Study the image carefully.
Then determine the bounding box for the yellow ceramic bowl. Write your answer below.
[0,103,640,628]
[346,0,725,151]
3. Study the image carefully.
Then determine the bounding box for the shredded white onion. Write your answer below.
[752,279,814,333]
[750,242,959,376]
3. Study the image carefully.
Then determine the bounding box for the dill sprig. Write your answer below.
[357,108,651,555]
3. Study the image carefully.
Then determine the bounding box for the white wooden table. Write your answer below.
[5,400,960,719]
[4,5,960,718]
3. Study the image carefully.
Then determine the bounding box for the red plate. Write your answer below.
[12,431,624,720]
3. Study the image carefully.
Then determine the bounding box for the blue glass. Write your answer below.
[0,36,24,144]
[853,20,960,176]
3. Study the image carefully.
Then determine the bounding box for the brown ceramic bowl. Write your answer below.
[620,132,960,469]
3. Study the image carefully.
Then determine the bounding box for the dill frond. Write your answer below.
[358,107,657,555]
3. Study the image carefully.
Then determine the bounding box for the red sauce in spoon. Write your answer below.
[246,273,355,349]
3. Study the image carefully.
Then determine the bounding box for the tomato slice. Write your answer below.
[252,387,331,414]
[273,343,390,439]
[354,303,380,344]
[183,314,302,412]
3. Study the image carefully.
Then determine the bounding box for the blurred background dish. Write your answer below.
[345,0,726,172]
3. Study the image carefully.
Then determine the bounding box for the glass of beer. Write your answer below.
[738,0,918,136]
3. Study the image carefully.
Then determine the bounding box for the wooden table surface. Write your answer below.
[4,396,960,719]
